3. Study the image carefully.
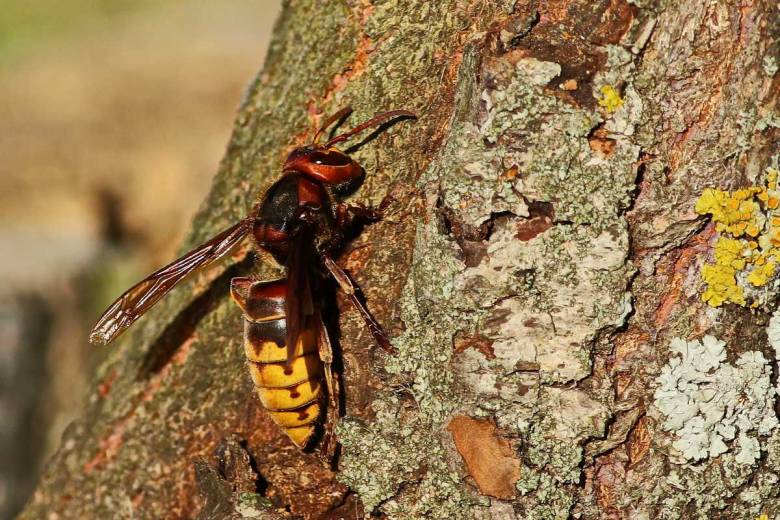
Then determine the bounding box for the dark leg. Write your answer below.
[336,190,397,227]
[315,308,340,458]
[320,253,395,354]
[319,370,340,459]
[335,203,378,229]
[315,307,337,408]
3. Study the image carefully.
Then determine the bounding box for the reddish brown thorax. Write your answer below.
[283,145,365,191]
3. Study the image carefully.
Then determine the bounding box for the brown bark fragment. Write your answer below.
[560,78,579,91]
[588,125,617,158]
[453,331,496,360]
[627,416,651,467]
[594,456,626,519]
[446,415,521,500]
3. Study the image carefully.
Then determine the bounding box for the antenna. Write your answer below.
[324,109,416,148]
[312,106,353,144]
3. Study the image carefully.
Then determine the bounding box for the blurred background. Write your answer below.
[0,1,280,517]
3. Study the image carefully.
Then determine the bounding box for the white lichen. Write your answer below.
[767,310,780,358]
[763,55,778,77]
[653,335,778,463]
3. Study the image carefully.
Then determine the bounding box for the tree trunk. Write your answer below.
[20,1,780,519]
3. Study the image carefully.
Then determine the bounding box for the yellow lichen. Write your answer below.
[748,261,776,286]
[712,237,747,270]
[696,168,780,307]
[597,85,623,113]
[701,262,744,307]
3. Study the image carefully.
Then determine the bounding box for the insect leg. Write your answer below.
[320,369,342,461]
[320,254,395,354]
[335,187,401,231]
[335,203,382,227]
[315,307,337,408]
[315,307,340,458]
[319,375,340,460]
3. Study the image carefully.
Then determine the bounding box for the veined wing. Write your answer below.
[89,218,253,346]
[284,227,315,364]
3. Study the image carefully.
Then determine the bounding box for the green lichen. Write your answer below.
[431,55,637,234]
[515,416,584,519]
[484,59,634,231]
[339,24,635,518]
[336,407,473,515]
[516,469,575,520]
[383,214,468,416]
[756,112,780,132]
[652,446,779,520]
[235,492,275,517]
[525,419,584,484]
[336,215,480,517]
[438,59,635,382]
[338,32,636,515]
[513,410,607,519]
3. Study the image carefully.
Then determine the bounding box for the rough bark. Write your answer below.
[20,1,780,519]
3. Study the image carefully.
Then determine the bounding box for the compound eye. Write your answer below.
[310,150,351,167]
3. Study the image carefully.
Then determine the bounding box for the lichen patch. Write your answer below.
[653,335,778,463]
[338,11,639,519]
[695,167,780,308]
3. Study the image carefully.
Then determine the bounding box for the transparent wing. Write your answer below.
[89,218,252,346]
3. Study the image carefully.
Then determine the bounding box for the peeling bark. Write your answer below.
[20,1,780,519]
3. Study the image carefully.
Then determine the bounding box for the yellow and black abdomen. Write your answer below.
[230,278,323,448]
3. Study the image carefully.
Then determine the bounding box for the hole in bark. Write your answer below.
[515,200,554,241]
[626,152,652,219]
[438,195,558,265]
[439,203,516,267]
[234,439,269,496]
